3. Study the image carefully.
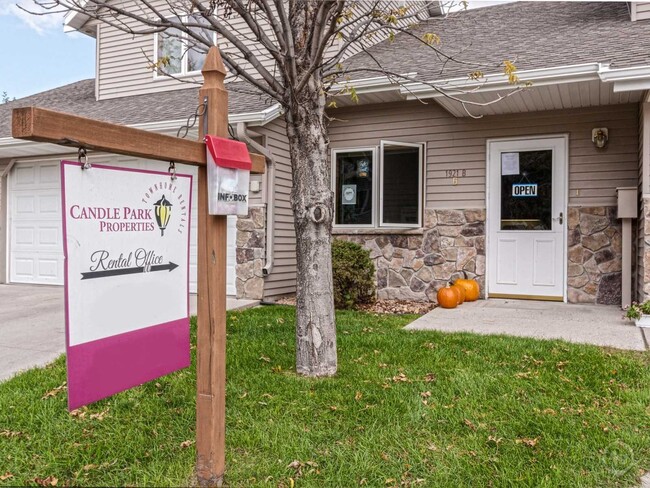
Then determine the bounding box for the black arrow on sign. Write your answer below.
[81,262,178,280]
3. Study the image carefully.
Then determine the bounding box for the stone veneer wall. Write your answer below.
[336,209,486,302]
[567,206,622,305]
[235,206,266,300]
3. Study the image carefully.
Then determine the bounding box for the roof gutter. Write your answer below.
[328,62,650,103]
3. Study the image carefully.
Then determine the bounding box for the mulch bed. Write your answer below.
[275,296,437,315]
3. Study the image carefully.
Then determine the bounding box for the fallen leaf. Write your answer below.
[261,393,273,399]
[424,373,436,383]
[82,464,98,472]
[359,478,368,485]
[0,430,25,438]
[420,391,432,398]
[378,363,388,369]
[392,373,411,383]
[426,443,439,451]
[271,365,282,373]
[330,405,338,411]
[70,407,88,419]
[515,437,539,447]
[239,391,248,399]
[486,436,503,445]
[33,476,58,486]
[355,391,363,401]
[385,478,396,485]
[515,371,532,379]
[180,440,195,448]
[258,356,271,363]
[463,419,477,431]
[89,409,109,421]
[380,452,390,461]
[42,383,67,399]
[0,473,13,481]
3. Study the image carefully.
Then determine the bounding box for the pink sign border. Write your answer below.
[61,160,193,410]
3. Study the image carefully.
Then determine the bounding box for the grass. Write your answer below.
[0,305,649,487]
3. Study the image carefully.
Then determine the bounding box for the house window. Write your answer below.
[333,141,424,228]
[155,15,213,76]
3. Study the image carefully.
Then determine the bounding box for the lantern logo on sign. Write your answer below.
[154,195,173,236]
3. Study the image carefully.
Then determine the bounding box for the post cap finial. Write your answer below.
[202,46,227,83]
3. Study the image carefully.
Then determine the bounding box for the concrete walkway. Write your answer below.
[0,284,258,382]
[405,299,649,351]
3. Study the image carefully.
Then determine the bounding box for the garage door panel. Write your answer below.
[38,163,60,185]
[39,194,60,215]
[13,195,36,216]
[10,253,63,284]
[12,165,37,187]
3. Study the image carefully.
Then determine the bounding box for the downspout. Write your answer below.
[236,122,275,276]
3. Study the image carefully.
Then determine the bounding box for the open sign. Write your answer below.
[512,183,538,197]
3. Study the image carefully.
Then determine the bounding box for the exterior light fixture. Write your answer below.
[592,128,609,149]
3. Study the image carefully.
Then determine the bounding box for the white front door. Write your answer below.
[487,137,567,300]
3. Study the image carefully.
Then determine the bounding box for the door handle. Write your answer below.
[552,212,563,225]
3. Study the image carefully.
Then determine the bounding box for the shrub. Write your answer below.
[332,239,376,310]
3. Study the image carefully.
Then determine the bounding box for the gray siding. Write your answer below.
[95,1,414,100]
[255,118,297,300]
[328,101,639,209]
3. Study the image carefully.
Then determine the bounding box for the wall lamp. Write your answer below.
[592,128,609,149]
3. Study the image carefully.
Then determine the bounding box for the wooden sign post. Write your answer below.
[12,47,259,487]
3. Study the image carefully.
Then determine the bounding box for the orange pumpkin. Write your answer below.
[449,281,466,304]
[455,271,480,302]
[437,285,458,309]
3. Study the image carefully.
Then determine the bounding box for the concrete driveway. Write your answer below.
[0,284,258,382]
[405,299,649,351]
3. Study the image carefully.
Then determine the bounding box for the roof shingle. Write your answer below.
[345,1,650,82]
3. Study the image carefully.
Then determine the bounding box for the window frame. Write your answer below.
[153,18,216,79]
[331,141,425,230]
[379,140,424,229]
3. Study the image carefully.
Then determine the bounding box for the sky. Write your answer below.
[0,0,95,100]
[0,0,516,101]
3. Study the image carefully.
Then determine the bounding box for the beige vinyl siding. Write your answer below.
[95,1,412,100]
[632,1,650,20]
[96,0,279,100]
[328,101,639,210]
[254,119,297,300]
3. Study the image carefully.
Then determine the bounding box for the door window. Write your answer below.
[500,150,553,231]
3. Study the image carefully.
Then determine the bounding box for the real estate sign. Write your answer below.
[61,161,192,410]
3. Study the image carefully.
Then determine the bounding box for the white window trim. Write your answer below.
[331,147,378,229]
[379,140,424,229]
[331,141,425,229]
[152,19,216,80]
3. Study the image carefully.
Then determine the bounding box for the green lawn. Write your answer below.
[0,305,649,487]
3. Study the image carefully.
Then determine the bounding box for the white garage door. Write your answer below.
[8,159,237,295]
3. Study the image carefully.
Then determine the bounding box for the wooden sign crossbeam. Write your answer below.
[12,106,266,174]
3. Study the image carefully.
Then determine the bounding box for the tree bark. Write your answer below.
[284,79,337,377]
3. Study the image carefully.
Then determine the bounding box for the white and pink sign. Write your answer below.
[61,161,192,410]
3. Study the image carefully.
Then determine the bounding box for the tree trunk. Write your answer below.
[284,81,337,377]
